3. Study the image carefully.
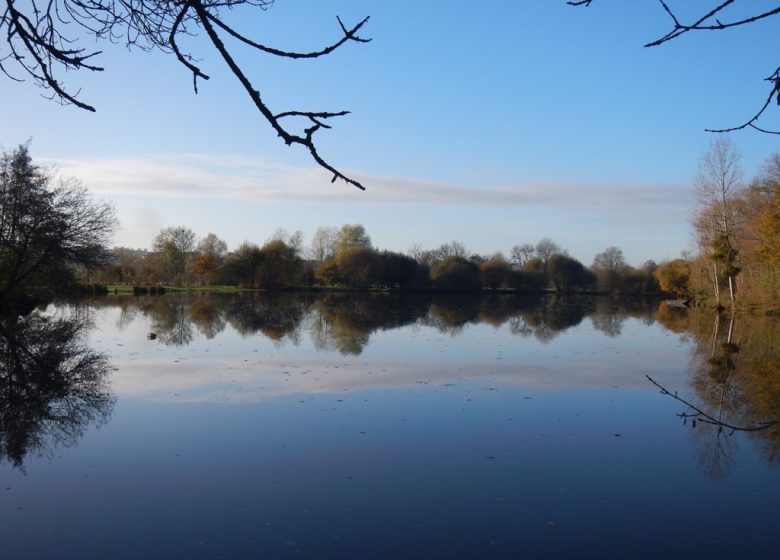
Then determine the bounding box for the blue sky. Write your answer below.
[4,0,780,265]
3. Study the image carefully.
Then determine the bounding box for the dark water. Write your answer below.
[1,293,779,559]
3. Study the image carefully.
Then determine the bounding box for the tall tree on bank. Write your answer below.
[0,1,370,189]
[192,233,228,285]
[693,137,744,309]
[0,144,116,307]
[153,226,196,284]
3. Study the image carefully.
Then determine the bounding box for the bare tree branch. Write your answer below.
[568,0,780,135]
[0,0,370,189]
[646,374,778,433]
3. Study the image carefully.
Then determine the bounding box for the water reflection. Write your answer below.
[654,306,780,477]
[88,292,780,475]
[94,292,666,352]
[0,309,114,470]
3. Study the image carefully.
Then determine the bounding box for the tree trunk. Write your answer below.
[713,262,721,307]
[727,274,736,310]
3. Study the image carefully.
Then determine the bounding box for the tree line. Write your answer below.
[5,140,779,307]
[93,223,661,295]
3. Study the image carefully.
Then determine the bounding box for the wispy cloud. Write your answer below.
[46,153,691,222]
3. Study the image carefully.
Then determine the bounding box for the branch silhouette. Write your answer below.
[646,374,778,434]
[0,0,369,189]
[569,1,780,135]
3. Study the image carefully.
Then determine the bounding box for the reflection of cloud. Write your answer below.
[112,354,681,403]
[46,154,690,223]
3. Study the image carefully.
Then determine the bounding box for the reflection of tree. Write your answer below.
[589,299,627,337]
[314,294,428,355]
[654,309,780,477]
[190,293,226,339]
[149,294,194,347]
[509,296,590,344]
[424,296,480,336]
[224,292,310,344]
[0,310,114,470]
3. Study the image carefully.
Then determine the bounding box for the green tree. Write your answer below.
[0,144,116,306]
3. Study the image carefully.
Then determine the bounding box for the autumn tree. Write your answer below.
[0,144,116,306]
[335,247,384,289]
[430,256,481,292]
[480,255,513,290]
[654,259,692,297]
[192,233,228,285]
[256,239,302,288]
[334,224,372,255]
[1,1,370,188]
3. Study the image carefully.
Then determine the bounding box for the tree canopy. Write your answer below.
[0,144,116,307]
[0,0,370,188]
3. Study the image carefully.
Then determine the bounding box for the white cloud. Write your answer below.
[46,153,691,223]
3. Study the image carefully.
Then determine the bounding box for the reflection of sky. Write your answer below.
[87,306,689,403]
[5,302,780,559]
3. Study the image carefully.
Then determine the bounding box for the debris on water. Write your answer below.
[614,433,622,437]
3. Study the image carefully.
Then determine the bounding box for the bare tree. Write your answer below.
[693,136,744,308]
[309,226,338,263]
[0,1,370,188]
[534,238,563,265]
[510,243,535,267]
[569,1,780,134]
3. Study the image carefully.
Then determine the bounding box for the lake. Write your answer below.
[1,292,779,559]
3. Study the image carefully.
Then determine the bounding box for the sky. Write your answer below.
[4,0,780,266]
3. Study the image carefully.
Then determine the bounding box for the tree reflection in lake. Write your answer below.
[0,308,114,470]
[654,305,780,477]
[314,293,429,354]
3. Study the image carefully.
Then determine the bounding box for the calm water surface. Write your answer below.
[1,293,779,559]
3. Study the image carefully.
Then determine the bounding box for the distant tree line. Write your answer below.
[94,223,661,295]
